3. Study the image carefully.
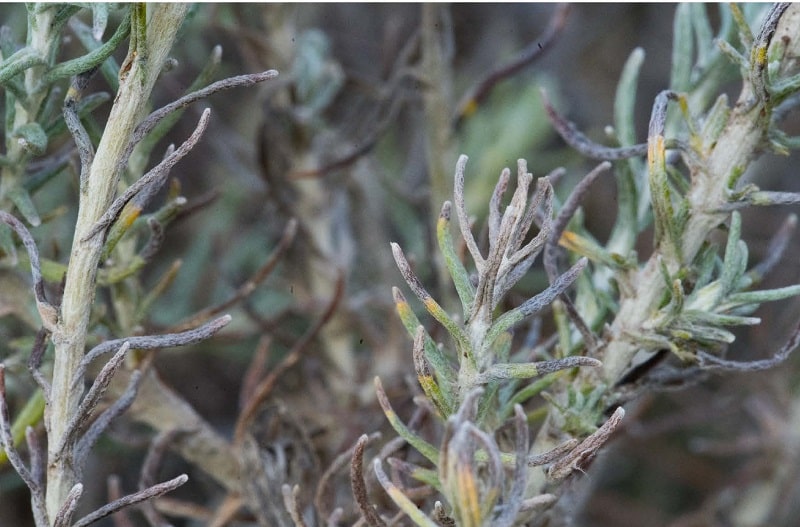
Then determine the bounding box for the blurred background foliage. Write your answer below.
[1,3,799,526]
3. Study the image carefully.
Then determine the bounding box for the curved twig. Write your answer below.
[454,4,571,126]
[0,211,58,331]
[82,109,211,242]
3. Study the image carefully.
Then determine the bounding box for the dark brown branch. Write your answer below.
[315,432,381,521]
[454,4,571,127]
[169,218,297,333]
[548,407,625,480]
[234,272,344,442]
[351,434,388,527]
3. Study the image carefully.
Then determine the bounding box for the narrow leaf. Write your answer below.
[487,258,586,346]
[374,377,439,465]
[374,459,439,527]
[437,201,475,316]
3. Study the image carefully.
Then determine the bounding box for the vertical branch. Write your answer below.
[420,4,458,307]
[420,4,456,217]
[47,4,189,519]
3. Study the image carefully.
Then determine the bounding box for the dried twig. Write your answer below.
[107,476,136,527]
[541,90,648,160]
[698,317,800,372]
[548,407,625,480]
[133,70,279,149]
[28,328,51,402]
[56,342,131,456]
[169,218,298,333]
[72,474,189,527]
[78,315,231,377]
[527,438,579,467]
[282,484,311,527]
[140,430,186,527]
[315,431,381,521]
[351,434,387,527]
[52,483,83,527]
[0,211,58,331]
[82,109,211,242]
[74,369,144,471]
[234,273,344,442]
[0,365,49,526]
[454,4,570,126]
[544,161,612,352]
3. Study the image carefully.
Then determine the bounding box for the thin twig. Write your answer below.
[72,474,189,527]
[169,218,297,332]
[542,90,648,160]
[0,365,49,527]
[748,214,797,282]
[372,459,438,527]
[326,508,344,527]
[140,430,186,527]
[0,370,47,526]
[527,438,579,466]
[26,426,45,489]
[57,342,131,456]
[0,211,58,331]
[74,369,144,470]
[107,476,136,527]
[27,328,51,402]
[52,484,83,527]
[206,495,245,527]
[104,70,278,194]
[698,316,800,372]
[544,162,612,352]
[548,407,625,480]
[139,215,168,262]
[78,315,231,381]
[519,494,558,513]
[234,273,344,442]
[82,109,211,242]
[63,69,97,189]
[488,168,511,244]
[546,162,613,275]
[315,432,381,521]
[282,484,310,527]
[454,4,570,126]
[133,70,278,149]
[453,155,485,270]
[351,434,388,527]
[288,30,419,179]
[239,335,272,411]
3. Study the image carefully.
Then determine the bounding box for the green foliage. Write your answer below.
[380,3,800,526]
[2,4,800,527]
